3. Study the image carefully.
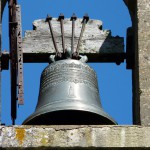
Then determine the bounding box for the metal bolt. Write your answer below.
[75,14,89,58]
[46,14,62,59]
[70,13,77,58]
[58,13,66,55]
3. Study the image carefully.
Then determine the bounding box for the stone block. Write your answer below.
[1,126,150,149]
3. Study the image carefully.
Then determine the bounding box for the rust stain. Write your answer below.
[15,128,25,145]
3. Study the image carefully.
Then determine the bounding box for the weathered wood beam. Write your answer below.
[1,19,125,69]
[22,19,124,63]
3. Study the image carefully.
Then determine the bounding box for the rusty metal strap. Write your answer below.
[9,0,17,125]
[16,5,24,105]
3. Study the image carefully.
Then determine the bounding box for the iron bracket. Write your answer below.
[58,13,66,56]
[8,0,24,124]
[70,13,77,58]
[9,0,17,125]
[46,14,62,60]
[16,5,24,105]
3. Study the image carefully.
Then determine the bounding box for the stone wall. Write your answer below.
[137,0,150,125]
[124,0,150,125]
[125,0,150,125]
[1,125,150,149]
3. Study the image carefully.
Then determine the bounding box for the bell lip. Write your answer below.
[22,105,117,125]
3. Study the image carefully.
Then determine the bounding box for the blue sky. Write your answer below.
[1,0,132,125]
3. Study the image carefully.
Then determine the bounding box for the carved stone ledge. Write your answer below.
[1,125,150,149]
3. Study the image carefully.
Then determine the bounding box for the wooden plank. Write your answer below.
[1,18,125,70]
[22,19,124,62]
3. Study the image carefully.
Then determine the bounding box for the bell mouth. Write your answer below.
[23,103,117,125]
[23,110,117,125]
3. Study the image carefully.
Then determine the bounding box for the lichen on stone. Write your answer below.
[15,128,26,145]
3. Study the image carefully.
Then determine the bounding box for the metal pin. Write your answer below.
[12,119,15,125]
[58,13,65,55]
[70,13,77,58]
[8,0,13,7]
[76,14,89,56]
[46,14,61,58]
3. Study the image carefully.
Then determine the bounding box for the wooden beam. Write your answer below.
[22,19,124,63]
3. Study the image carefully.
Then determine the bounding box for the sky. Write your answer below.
[1,0,132,125]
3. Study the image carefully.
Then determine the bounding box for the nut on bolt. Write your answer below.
[82,13,89,23]
[70,13,77,21]
[58,13,65,21]
[45,14,52,22]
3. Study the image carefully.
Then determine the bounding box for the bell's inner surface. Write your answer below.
[23,59,117,125]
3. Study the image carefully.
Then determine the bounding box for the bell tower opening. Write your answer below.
[1,0,132,125]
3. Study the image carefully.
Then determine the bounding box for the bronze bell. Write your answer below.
[23,59,117,125]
